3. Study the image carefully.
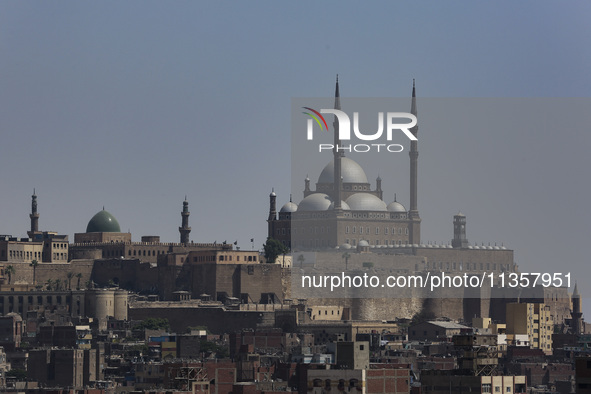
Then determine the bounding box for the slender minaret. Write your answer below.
[28,189,40,239]
[267,189,277,238]
[333,75,343,210]
[572,282,583,335]
[179,197,191,244]
[408,80,421,244]
[376,175,382,200]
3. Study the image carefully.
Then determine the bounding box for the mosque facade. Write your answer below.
[268,79,420,250]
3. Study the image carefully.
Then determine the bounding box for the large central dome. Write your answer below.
[318,157,369,184]
[86,209,121,233]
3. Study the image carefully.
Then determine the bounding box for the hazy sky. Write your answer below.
[1,2,590,308]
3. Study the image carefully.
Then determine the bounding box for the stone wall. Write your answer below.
[2,260,94,290]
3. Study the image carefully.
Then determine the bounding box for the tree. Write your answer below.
[54,279,62,291]
[31,259,39,286]
[46,279,53,291]
[5,265,15,285]
[135,317,170,331]
[263,237,288,264]
[66,272,74,290]
[342,252,351,270]
[297,254,305,269]
[76,273,82,290]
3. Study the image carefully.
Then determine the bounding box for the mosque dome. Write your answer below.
[346,193,387,211]
[280,202,298,213]
[387,201,407,212]
[318,157,369,184]
[298,193,332,211]
[328,201,351,210]
[86,209,121,233]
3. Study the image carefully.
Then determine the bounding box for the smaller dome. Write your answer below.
[346,193,387,211]
[328,201,351,210]
[358,240,369,247]
[86,209,121,233]
[340,243,352,249]
[387,201,406,212]
[280,202,298,213]
[298,193,332,211]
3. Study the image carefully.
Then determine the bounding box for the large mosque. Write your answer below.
[268,78,421,250]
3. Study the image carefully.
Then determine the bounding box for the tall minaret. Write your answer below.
[572,283,583,335]
[179,197,191,244]
[333,75,343,210]
[267,189,277,238]
[408,80,421,244]
[28,189,40,239]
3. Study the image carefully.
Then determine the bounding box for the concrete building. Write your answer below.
[306,367,411,394]
[408,321,469,341]
[506,303,553,354]
[421,371,527,394]
[336,341,370,370]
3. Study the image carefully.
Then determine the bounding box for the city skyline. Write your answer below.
[1,2,590,305]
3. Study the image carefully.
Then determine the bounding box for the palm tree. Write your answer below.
[5,265,15,285]
[76,273,82,290]
[66,272,74,290]
[31,259,39,286]
[46,279,53,291]
[55,279,62,291]
[297,254,305,269]
[342,252,351,270]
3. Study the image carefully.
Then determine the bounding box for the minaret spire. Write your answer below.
[179,198,191,244]
[408,79,421,244]
[572,282,583,335]
[28,189,40,239]
[333,75,343,210]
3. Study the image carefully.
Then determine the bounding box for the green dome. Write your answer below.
[86,209,121,233]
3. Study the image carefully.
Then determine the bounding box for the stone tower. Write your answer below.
[408,80,421,244]
[179,198,191,244]
[27,189,40,239]
[452,212,469,248]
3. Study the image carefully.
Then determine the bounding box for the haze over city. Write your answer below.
[1,2,590,303]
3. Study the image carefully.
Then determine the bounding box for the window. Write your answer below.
[346,226,349,234]
[495,387,500,393]
[375,227,379,235]
[482,384,491,393]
